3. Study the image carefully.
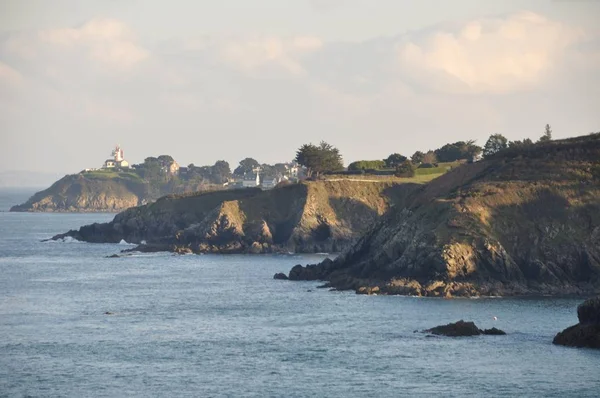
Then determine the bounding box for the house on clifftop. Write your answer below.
[103,145,129,169]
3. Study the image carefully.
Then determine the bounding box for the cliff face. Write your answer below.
[51,180,417,254]
[288,134,600,297]
[10,174,148,212]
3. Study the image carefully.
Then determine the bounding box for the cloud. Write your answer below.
[218,36,323,77]
[397,11,585,93]
[0,13,598,174]
[32,18,149,69]
[0,61,22,85]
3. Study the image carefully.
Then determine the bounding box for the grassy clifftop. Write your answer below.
[288,133,600,297]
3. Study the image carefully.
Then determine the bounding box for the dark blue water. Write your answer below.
[1,190,599,397]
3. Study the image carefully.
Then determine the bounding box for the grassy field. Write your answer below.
[82,169,144,181]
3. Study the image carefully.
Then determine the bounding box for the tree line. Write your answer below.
[130,124,561,185]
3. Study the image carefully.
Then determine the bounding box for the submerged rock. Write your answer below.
[424,320,506,337]
[553,297,600,349]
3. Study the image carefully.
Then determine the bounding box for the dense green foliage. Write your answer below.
[395,159,416,178]
[384,153,407,168]
[483,134,508,158]
[411,151,425,164]
[434,140,482,162]
[234,158,260,176]
[295,141,344,177]
[348,160,386,171]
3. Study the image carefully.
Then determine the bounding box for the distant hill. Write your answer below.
[9,169,225,213]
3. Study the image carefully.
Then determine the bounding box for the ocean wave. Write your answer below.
[48,236,83,243]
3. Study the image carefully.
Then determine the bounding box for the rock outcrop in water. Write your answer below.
[424,320,506,337]
[553,297,600,349]
[50,180,416,254]
[286,134,600,297]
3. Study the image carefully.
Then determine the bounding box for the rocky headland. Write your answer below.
[49,180,416,254]
[553,297,600,349]
[10,173,147,212]
[285,134,600,297]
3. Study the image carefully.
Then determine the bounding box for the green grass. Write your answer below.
[82,169,143,182]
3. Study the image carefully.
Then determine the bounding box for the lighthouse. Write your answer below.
[103,145,129,169]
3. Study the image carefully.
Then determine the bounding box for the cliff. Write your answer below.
[287,134,600,297]
[10,173,148,212]
[8,170,220,213]
[50,180,417,253]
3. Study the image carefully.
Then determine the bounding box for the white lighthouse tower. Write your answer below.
[103,145,128,169]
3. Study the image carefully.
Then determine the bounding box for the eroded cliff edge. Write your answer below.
[51,180,416,254]
[287,134,600,297]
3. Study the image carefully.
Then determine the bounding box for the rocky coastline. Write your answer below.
[49,180,414,255]
[282,134,600,297]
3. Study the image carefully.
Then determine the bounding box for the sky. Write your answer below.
[1,0,599,174]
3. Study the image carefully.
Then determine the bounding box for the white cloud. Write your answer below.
[0,61,23,85]
[36,18,149,69]
[397,12,584,93]
[0,13,598,174]
[218,35,323,77]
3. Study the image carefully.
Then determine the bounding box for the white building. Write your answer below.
[103,145,129,169]
[242,171,260,188]
[261,176,280,189]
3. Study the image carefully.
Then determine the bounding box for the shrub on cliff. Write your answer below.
[395,160,416,178]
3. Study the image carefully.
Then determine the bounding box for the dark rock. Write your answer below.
[553,296,600,349]
[424,320,506,337]
[553,324,600,349]
[577,296,600,324]
[273,273,288,280]
[104,311,114,315]
[425,320,482,337]
[106,254,120,258]
[482,327,507,335]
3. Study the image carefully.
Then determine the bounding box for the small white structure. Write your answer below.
[242,168,260,188]
[261,176,280,189]
[103,145,129,169]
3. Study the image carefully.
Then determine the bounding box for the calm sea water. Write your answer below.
[1,189,599,397]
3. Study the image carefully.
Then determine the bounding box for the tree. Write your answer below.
[483,134,508,158]
[435,141,482,162]
[422,151,437,165]
[234,158,260,176]
[539,124,552,142]
[411,151,425,164]
[157,155,175,167]
[211,160,231,184]
[395,159,416,178]
[295,141,343,177]
[384,153,407,168]
[348,160,386,171]
[508,138,534,149]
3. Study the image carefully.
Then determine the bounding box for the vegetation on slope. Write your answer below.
[288,133,600,297]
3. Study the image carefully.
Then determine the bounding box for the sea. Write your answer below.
[0,188,599,397]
